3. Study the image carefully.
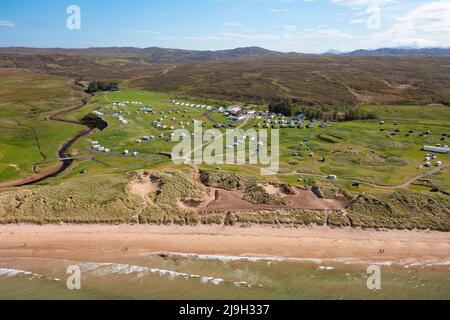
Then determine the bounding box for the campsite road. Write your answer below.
[273,163,450,190]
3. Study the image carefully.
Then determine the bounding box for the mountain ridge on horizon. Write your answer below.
[1,45,450,59]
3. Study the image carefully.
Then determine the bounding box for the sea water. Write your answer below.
[0,255,449,300]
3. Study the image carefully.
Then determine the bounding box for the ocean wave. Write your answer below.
[318,266,335,271]
[144,252,287,263]
[141,252,450,268]
[0,268,46,279]
[77,262,254,287]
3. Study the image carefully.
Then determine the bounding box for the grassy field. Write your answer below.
[0,68,87,183]
[272,116,449,186]
[0,80,448,229]
[55,89,231,177]
[16,87,446,192]
[48,89,449,190]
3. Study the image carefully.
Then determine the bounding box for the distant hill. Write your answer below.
[0,46,291,63]
[323,49,344,55]
[1,46,450,107]
[2,46,450,61]
[344,47,450,57]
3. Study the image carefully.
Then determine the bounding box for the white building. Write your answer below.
[226,105,242,114]
[422,146,449,154]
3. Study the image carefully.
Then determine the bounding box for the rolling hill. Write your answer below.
[344,47,450,57]
[0,46,291,63]
[1,47,449,106]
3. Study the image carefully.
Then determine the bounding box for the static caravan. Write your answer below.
[422,146,449,154]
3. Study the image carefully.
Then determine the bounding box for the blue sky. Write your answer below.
[1,0,449,53]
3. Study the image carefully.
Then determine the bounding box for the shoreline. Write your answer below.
[0,224,449,264]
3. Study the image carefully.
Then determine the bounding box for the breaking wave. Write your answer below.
[0,267,60,281]
[143,252,450,268]
[77,262,255,288]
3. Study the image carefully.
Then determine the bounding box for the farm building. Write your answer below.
[422,146,449,154]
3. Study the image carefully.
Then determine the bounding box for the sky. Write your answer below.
[0,0,449,53]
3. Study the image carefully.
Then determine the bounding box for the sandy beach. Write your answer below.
[0,224,449,264]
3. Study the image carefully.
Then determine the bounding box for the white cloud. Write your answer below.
[224,22,243,27]
[135,1,450,53]
[0,20,15,28]
[329,0,396,7]
[350,19,366,24]
[376,0,450,47]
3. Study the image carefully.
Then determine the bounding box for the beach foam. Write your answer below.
[0,268,46,279]
[76,262,254,288]
[143,252,450,269]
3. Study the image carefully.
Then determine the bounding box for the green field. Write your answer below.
[0,68,87,183]
[0,77,449,229]
[55,89,450,190]
[58,89,231,178]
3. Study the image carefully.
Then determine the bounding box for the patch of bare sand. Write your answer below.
[284,188,346,210]
[205,186,346,212]
[262,184,287,198]
[206,189,262,212]
[129,179,160,199]
[177,189,216,211]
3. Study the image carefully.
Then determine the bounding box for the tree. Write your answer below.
[268,98,292,116]
[86,81,119,94]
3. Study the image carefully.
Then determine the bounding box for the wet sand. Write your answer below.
[0,224,449,264]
